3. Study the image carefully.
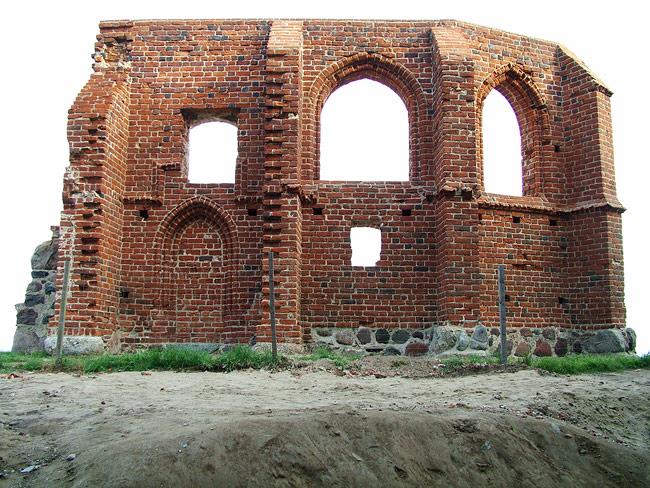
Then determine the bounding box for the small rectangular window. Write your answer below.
[350,227,381,267]
[186,116,238,184]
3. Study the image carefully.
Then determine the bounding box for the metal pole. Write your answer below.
[268,251,277,360]
[56,259,72,366]
[498,265,507,366]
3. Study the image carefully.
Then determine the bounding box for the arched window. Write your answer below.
[320,79,409,181]
[187,120,237,184]
[481,90,523,196]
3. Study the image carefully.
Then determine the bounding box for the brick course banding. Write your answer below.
[21,19,628,354]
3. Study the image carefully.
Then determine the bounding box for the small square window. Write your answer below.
[350,227,381,267]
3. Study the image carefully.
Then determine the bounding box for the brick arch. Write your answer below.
[153,197,239,340]
[476,63,552,196]
[303,53,431,182]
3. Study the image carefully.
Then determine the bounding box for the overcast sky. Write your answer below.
[1,0,647,354]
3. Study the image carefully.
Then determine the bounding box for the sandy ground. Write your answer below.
[1,364,649,487]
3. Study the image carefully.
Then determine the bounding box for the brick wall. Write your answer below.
[50,19,626,349]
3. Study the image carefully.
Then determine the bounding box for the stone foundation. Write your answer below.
[12,229,59,353]
[312,325,637,357]
[44,336,105,356]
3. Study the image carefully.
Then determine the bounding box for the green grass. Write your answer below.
[0,346,284,374]
[298,346,362,369]
[439,353,502,371]
[1,349,648,376]
[439,352,650,375]
[215,345,285,371]
[532,353,650,375]
[0,351,49,372]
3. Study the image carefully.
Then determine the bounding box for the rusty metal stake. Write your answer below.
[268,251,277,360]
[55,259,71,367]
[498,264,507,366]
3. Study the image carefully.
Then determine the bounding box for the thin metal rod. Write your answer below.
[498,264,507,366]
[268,251,277,360]
[56,259,72,364]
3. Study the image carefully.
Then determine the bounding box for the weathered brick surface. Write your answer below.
[49,19,625,349]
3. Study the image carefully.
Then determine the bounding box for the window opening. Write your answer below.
[350,227,381,266]
[321,79,408,181]
[187,121,237,183]
[482,90,522,196]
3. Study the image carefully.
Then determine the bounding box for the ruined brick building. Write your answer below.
[14,19,635,356]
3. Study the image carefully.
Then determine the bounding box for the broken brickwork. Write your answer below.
[42,19,627,354]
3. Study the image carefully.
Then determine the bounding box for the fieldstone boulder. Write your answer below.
[542,328,556,340]
[554,338,568,357]
[12,325,47,353]
[534,339,552,357]
[383,346,401,356]
[430,327,457,353]
[392,329,411,344]
[26,281,43,293]
[375,329,390,344]
[16,308,38,326]
[514,341,530,357]
[44,336,105,355]
[405,341,428,357]
[456,330,470,351]
[31,238,58,270]
[623,328,636,352]
[356,327,372,344]
[582,329,626,354]
[469,324,489,350]
[334,330,355,346]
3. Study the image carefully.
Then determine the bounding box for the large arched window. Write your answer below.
[320,79,409,181]
[481,90,523,196]
[187,120,237,184]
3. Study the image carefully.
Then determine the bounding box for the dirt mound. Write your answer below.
[4,409,648,487]
[1,369,648,487]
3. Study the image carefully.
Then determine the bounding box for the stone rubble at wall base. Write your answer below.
[12,229,59,353]
[312,324,637,357]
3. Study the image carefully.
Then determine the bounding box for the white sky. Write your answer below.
[1,0,647,354]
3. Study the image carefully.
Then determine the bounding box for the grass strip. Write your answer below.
[297,346,363,369]
[532,353,650,375]
[1,349,648,376]
[0,345,284,374]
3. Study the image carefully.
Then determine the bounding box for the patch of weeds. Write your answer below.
[214,345,285,372]
[438,354,508,373]
[1,346,285,374]
[298,347,362,369]
[21,356,46,371]
[391,359,408,368]
[0,352,50,373]
[81,348,216,373]
[533,353,650,375]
